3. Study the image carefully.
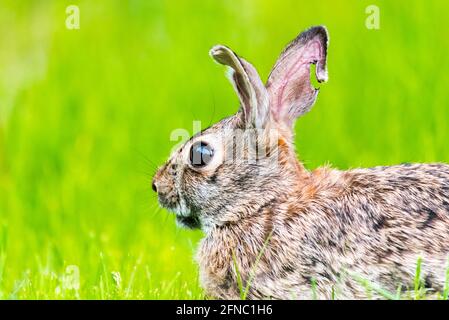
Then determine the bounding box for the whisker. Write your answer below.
[208,89,217,127]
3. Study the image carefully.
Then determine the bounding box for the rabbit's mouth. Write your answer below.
[175,214,201,229]
[158,192,202,229]
[157,190,181,212]
[173,201,201,229]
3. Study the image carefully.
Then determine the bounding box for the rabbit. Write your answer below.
[152,26,449,299]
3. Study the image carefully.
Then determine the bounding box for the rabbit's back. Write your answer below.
[291,163,449,298]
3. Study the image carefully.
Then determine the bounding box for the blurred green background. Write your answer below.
[0,0,448,299]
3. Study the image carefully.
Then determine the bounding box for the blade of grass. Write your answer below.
[242,231,273,300]
[231,231,273,300]
[414,256,422,300]
[443,258,449,300]
[311,277,318,300]
[395,284,403,300]
[231,250,245,300]
[347,270,397,300]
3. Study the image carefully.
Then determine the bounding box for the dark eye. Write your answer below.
[189,141,214,168]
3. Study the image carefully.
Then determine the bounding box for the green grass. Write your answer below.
[0,0,449,299]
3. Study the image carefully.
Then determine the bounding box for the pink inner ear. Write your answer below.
[271,39,324,121]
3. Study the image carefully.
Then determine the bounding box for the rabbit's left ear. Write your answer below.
[266,26,328,127]
[210,45,269,128]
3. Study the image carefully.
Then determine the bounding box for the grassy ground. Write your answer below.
[0,0,449,299]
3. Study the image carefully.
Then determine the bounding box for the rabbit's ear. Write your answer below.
[210,45,269,128]
[266,26,328,127]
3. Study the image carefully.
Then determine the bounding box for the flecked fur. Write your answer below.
[152,26,449,299]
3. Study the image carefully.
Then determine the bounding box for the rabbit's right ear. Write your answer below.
[266,26,329,127]
[210,45,269,129]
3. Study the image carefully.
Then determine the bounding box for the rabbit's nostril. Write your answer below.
[152,181,158,193]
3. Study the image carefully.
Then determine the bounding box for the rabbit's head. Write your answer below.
[153,26,328,231]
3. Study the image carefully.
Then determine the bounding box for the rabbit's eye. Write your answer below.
[189,141,214,168]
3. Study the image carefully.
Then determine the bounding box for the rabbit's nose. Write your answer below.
[151,180,158,193]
